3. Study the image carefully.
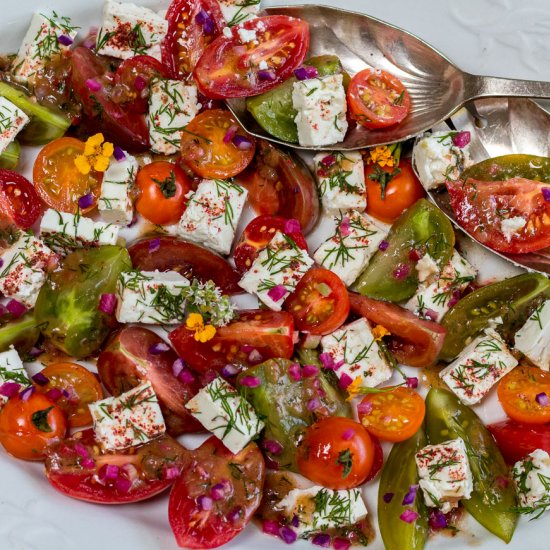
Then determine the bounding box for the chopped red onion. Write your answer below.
[78,193,94,209]
[113,146,126,161]
[57,34,74,46]
[424,308,438,322]
[536,392,550,406]
[148,238,161,253]
[320,154,336,168]
[6,299,26,318]
[81,457,96,469]
[164,466,181,480]
[279,526,297,544]
[288,363,302,381]
[284,218,301,234]
[115,476,132,493]
[122,463,139,482]
[290,515,299,528]
[542,187,550,202]
[223,125,239,144]
[378,240,390,251]
[197,494,213,511]
[428,509,448,530]
[248,349,263,364]
[406,377,419,389]
[0,381,21,398]
[172,358,185,378]
[452,131,471,148]
[307,397,321,411]
[262,439,284,455]
[232,134,254,150]
[85,78,102,92]
[221,364,239,377]
[258,69,277,81]
[312,533,331,547]
[227,506,242,523]
[263,520,280,536]
[264,454,280,470]
[28,346,43,358]
[319,352,335,370]
[342,428,355,441]
[195,9,215,35]
[402,484,419,505]
[293,65,319,81]
[357,400,373,415]
[408,248,423,261]
[134,75,147,91]
[333,538,350,550]
[393,263,410,280]
[74,442,90,458]
[240,376,261,388]
[382,492,394,503]
[339,373,353,390]
[302,364,319,377]
[339,216,351,237]
[32,372,49,386]
[98,293,117,315]
[46,387,63,401]
[178,368,196,385]
[20,386,34,402]
[149,342,171,355]
[99,464,120,482]
[210,482,227,501]
[400,509,419,523]
[267,284,287,302]
[447,289,462,308]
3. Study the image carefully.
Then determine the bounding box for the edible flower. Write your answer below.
[74,133,114,175]
[368,145,395,168]
[372,324,391,341]
[346,375,363,400]
[185,312,216,342]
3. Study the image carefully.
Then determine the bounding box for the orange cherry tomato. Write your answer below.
[365,158,425,224]
[33,137,103,214]
[135,161,192,225]
[358,387,425,442]
[34,362,103,428]
[498,366,550,424]
[180,110,255,179]
[0,392,66,460]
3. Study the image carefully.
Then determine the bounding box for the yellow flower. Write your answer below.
[372,324,391,341]
[368,146,395,168]
[186,312,216,343]
[346,376,364,401]
[74,133,114,175]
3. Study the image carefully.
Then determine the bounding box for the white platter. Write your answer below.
[0,1,548,549]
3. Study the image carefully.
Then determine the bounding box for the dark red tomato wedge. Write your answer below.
[97,326,203,436]
[233,215,308,274]
[128,236,242,295]
[364,435,383,482]
[488,420,550,464]
[193,16,310,98]
[347,68,410,129]
[447,177,550,253]
[169,436,265,549]
[348,292,446,367]
[0,170,42,229]
[70,47,150,152]
[238,140,320,234]
[169,309,295,374]
[45,429,187,504]
[284,268,350,335]
[162,0,225,79]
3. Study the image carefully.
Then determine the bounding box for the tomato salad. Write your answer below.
[0,3,549,550]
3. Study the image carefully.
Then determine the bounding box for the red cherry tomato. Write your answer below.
[364,435,383,482]
[0,169,42,229]
[488,420,550,464]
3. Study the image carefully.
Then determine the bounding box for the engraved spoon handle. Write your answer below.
[465,73,550,100]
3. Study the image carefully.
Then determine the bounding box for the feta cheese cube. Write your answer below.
[512,449,550,515]
[115,270,190,325]
[293,74,348,147]
[412,131,472,190]
[147,79,199,155]
[415,438,473,513]
[314,211,386,286]
[89,381,166,451]
[0,97,29,154]
[277,486,367,536]
[238,231,314,310]
[219,0,260,26]
[96,1,167,61]
[415,254,440,284]
[177,179,247,255]
[40,208,119,253]
[0,347,29,407]
[12,11,78,84]
[0,234,56,307]
[313,152,366,214]
[185,377,264,454]
[500,216,527,243]
[515,300,550,371]
[98,151,137,225]
[320,318,392,389]
[439,328,518,404]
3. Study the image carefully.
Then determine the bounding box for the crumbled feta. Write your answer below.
[185,377,264,454]
[219,0,260,26]
[293,74,348,147]
[177,179,247,255]
[237,27,257,43]
[0,97,29,154]
[439,328,518,404]
[12,11,78,84]
[148,79,199,155]
[89,381,166,451]
[40,208,119,253]
[222,26,233,38]
[313,151,366,214]
[412,131,472,190]
[415,254,440,284]
[415,438,473,513]
[512,449,550,515]
[96,1,167,61]
[238,231,314,310]
[320,318,392,389]
[0,347,29,407]
[277,486,368,536]
[515,300,550,371]
[0,234,56,307]
[314,210,386,287]
[258,60,268,70]
[500,216,526,242]
[115,270,190,325]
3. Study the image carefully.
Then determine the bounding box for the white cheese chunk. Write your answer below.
[147,79,199,155]
[219,0,260,26]
[0,234,56,307]
[415,254,440,284]
[412,131,472,190]
[439,328,518,404]
[313,151,366,214]
[0,97,29,154]
[96,0,167,61]
[515,300,550,371]
[115,270,190,325]
[185,377,264,454]
[512,449,550,515]
[293,74,348,147]
[500,216,527,242]
[314,210,386,287]
[0,347,29,407]
[40,208,119,253]
[238,231,314,310]
[89,381,166,451]
[177,179,247,255]
[12,11,78,84]
[320,318,392,389]
[277,486,367,536]
[415,438,473,513]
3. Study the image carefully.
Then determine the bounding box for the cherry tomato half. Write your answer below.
[488,420,550,464]
[0,169,42,229]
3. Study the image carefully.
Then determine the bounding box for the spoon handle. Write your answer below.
[465,73,550,100]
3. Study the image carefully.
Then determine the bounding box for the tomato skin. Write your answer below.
[488,420,550,464]
[0,393,66,461]
[347,68,410,129]
[135,161,191,225]
[364,435,383,482]
[169,437,265,549]
[128,236,242,294]
[284,268,350,335]
[365,159,425,224]
[297,417,375,490]
[0,170,42,229]
[193,16,310,99]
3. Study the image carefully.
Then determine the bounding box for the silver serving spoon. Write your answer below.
[226,4,550,151]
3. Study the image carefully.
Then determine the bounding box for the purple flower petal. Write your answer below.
[240,376,261,388]
[302,364,318,378]
[267,284,288,302]
[279,525,297,544]
[402,484,419,505]
[57,34,74,46]
[149,342,170,355]
[258,69,277,82]
[536,392,550,406]
[378,240,390,251]
[288,363,302,381]
[542,187,550,202]
[311,533,331,547]
[98,293,117,315]
[113,146,126,161]
[428,509,448,530]
[6,299,26,318]
[400,509,420,523]
[307,397,320,411]
[32,372,49,386]
[232,134,254,150]
[78,193,94,209]
[221,364,239,377]
[223,125,239,144]
[197,494,213,510]
[319,352,335,370]
[383,492,394,503]
[148,238,161,253]
[20,386,35,402]
[293,65,319,81]
[452,131,471,148]
[284,218,301,234]
[339,373,353,390]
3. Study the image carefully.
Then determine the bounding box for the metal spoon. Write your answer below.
[226,4,550,151]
